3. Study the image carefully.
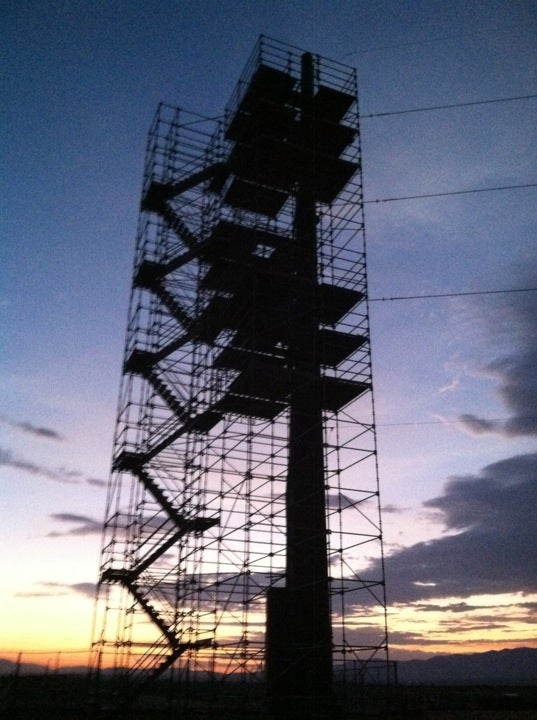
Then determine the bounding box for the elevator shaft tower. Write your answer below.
[91,37,389,718]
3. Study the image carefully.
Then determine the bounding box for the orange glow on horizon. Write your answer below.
[3,591,536,670]
[1,649,92,670]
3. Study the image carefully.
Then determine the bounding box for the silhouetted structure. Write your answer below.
[91,36,390,719]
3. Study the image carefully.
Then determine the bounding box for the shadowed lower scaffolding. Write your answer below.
[90,36,392,719]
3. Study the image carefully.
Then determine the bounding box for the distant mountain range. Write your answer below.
[1,647,536,685]
[396,648,537,685]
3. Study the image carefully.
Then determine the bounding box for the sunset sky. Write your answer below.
[2,0,536,666]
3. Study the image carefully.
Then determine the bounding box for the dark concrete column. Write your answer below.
[284,51,334,718]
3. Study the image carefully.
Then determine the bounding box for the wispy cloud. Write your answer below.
[15,581,96,599]
[0,446,107,487]
[438,377,460,393]
[0,447,79,484]
[47,513,102,537]
[15,589,63,598]
[459,414,501,434]
[86,477,107,487]
[0,415,65,441]
[327,492,357,509]
[46,510,176,538]
[70,582,96,597]
[382,503,404,514]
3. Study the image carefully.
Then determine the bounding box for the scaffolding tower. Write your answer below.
[91,36,390,719]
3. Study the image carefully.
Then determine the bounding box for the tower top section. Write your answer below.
[215,35,360,218]
[227,35,358,117]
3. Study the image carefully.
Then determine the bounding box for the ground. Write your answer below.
[1,675,536,719]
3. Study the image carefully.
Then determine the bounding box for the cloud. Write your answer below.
[15,589,62,598]
[0,447,79,484]
[15,581,96,599]
[459,288,537,437]
[0,446,107,488]
[327,492,356,509]
[376,453,537,603]
[459,414,500,435]
[438,377,460,393]
[47,513,102,536]
[382,503,404,514]
[86,477,107,487]
[15,583,71,598]
[69,582,96,597]
[0,415,65,440]
[46,509,179,538]
[410,601,506,614]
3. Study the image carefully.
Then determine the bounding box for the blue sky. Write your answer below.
[1,0,536,662]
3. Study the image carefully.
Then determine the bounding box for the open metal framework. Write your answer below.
[91,37,390,719]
